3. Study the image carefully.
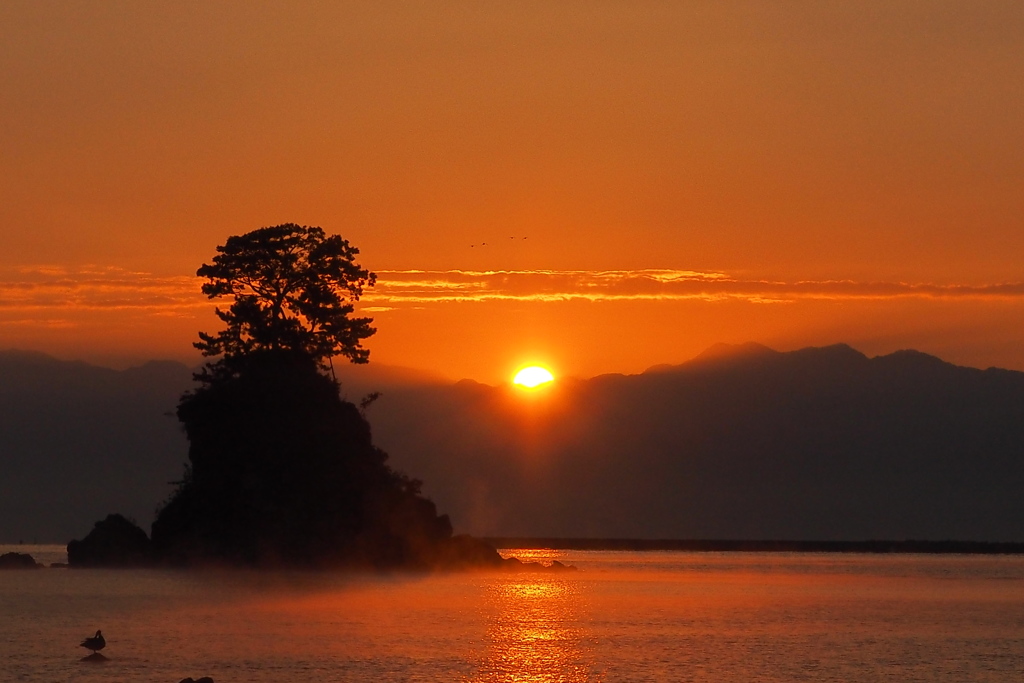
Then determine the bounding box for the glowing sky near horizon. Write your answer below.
[1,2,1023,380]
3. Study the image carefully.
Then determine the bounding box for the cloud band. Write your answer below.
[2,267,1024,319]
[368,269,1024,304]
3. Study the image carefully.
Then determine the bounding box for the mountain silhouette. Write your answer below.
[373,344,1024,541]
[5,345,1024,543]
[0,351,451,543]
[0,351,193,542]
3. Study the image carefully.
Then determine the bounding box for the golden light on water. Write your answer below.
[474,560,590,683]
[513,366,555,388]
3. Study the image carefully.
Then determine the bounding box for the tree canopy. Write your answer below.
[195,224,376,377]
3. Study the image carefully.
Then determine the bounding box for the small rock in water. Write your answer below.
[67,513,153,567]
[179,677,214,683]
[0,552,41,569]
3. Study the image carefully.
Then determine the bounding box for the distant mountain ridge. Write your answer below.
[0,350,450,541]
[373,343,1024,541]
[645,341,778,372]
[0,351,194,542]
[3,345,1024,542]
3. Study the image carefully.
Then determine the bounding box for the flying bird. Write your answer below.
[80,630,106,654]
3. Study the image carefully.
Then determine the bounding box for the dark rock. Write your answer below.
[433,534,504,569]
[501,556,578,572]
[49,562,68,568]
[67,513,153,567]
[151,353,499,569]
[0,551,41,569]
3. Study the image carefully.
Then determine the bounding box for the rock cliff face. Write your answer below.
[148,353,501,569]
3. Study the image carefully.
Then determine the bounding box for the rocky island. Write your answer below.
[67,225,513,570]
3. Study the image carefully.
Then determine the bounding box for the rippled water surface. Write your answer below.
[3,546,1024,681]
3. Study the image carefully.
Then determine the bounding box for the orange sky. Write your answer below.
[2,2,1023,382]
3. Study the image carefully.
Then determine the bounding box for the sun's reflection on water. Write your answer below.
[472,551,593,682]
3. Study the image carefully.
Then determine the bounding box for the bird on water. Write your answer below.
[80,630,105,654]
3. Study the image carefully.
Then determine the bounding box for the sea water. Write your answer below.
[2,545,1024,682]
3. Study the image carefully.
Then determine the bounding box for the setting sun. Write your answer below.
[513,366,555,388]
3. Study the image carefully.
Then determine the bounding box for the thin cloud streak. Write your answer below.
[3,268,1024,321]
[369,270,1024,304]
[0,266,205,312]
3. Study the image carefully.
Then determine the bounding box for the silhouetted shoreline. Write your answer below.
[487,538,1024,555]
